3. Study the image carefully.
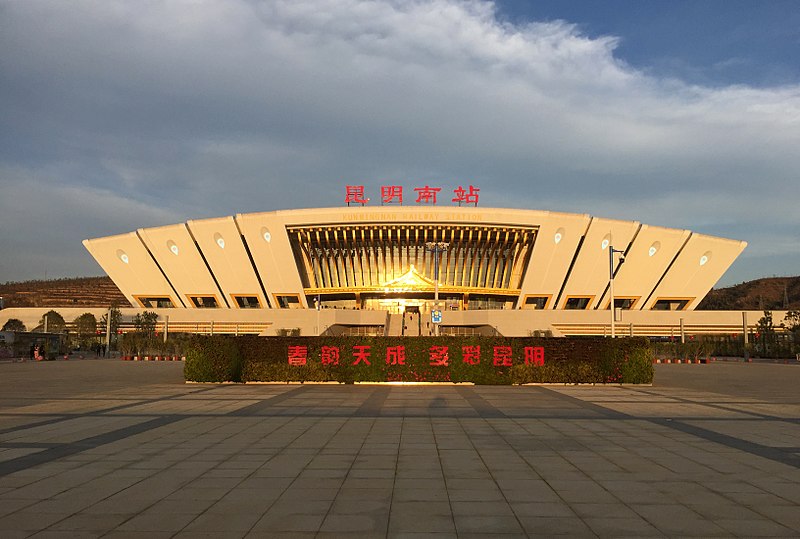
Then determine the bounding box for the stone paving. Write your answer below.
[1,360,800,537]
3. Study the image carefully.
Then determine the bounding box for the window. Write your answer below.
[523,296,549,310]
[564,297,592,310]
[233,295,261,309]
[652,298,691,311]
[276,295,302,309]
[189,296,219,308]
[607,297,638,310]
[467,295,515,310]
[136,296,174,308]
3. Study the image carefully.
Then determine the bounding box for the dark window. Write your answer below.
[523,296,548,309]
[138,297,174,308]
[609,298,636,310]
[276,295,301,309]
[190,296,219,308]
[234,296,261,309]
[652,299,690,311]
[565,297,591,310]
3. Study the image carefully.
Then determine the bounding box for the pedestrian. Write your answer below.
[28,343,35,362]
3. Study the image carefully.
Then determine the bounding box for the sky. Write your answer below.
[1,0,798,287]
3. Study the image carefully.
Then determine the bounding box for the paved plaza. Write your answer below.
[1,360,800,537]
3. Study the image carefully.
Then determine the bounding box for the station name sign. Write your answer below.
[345,184,480,206]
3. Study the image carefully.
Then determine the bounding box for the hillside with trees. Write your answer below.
[698,276,800,310]
[0,276,130,308]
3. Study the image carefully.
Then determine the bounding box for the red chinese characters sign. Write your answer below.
[345,184,479,206]
[287,343,545,370]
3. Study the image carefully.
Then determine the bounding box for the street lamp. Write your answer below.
[608,245,625,338]
[311,248,323,335]
[425,241,449,336]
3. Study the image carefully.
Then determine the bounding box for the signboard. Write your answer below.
[432,309,442,324]
[345,184,480,207]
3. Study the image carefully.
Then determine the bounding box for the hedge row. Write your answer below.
[184,336,654,384]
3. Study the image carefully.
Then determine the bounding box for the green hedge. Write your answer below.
[184,336,243,382]
[184,336,653,385]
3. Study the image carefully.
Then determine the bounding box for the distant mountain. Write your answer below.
[698,276,800,311]
[0,276,130,308]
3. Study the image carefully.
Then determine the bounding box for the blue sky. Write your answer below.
[1,0,799,287]
[497,0,800,87]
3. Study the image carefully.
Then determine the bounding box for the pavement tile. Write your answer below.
[582,516,664,537]
[453,514,524,534]
[716,518,797,537]
[392,488,449,502]
[511,501,575,517]
[250,512,326,532]
[47,512,130,531]
[518,515,595,535]
[3,362,800,538]
[391,500,452,516]
[319,513,388,533]
[389,512,455,533]
[0,511,72,531]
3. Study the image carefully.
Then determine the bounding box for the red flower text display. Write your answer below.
[492,346,513,367]
[321,345,340,365]
[288,343,547,368]
[386,345,406,365]
[288,345,308,366]
[352,345,371,365]
[462,345,481,365]
[524,346,545,366]
[428,345,449,366]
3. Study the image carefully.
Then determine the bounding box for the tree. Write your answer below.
[100,306,123,352]
[783,310,800,354]
[100,307,122,335]
[133,311,158,337]
[756,310,777,356]
[73,313,98,348]
[2,318,26,332]
[783,310,800,334]
[38,310,66,333]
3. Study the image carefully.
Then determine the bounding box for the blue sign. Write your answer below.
[432,309,442,324]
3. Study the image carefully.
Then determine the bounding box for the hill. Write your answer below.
[0,276,130,308]
[698,276,800,311]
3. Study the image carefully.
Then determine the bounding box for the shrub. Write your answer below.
[184,336,243,382]
[2,318,26,332]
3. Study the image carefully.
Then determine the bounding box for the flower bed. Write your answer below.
[184,336,654,385]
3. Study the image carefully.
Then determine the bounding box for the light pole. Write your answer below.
[609,245,625,338]
[311,248,322,335]
[425,241,449,336]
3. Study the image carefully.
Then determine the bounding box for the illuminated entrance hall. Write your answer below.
[291,224,534,311]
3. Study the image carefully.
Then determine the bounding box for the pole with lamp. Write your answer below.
[425,241,449,336]
[311,248,322,335]
[608,245,625,338]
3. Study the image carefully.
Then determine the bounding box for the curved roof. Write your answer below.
[83,206,746,311]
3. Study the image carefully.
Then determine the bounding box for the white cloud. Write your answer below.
[1,0,799,283]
